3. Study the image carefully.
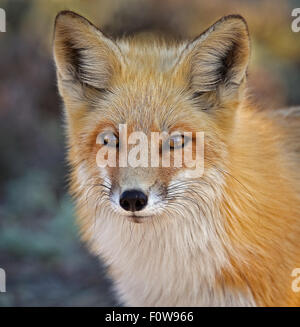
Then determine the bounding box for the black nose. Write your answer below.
[119,190,148,212]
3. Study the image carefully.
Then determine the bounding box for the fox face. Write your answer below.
[54,11,249,223]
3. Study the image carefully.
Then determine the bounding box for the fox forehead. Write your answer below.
[88,46,202,132]
[105,39,191,105]
[91,91,203,136]
[116,37,188,72]
[91,82,205,135]
[86,40,205,132]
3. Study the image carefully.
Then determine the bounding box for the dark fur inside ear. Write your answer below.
[61,38,86,80]
[219,40,239,83]
[59,38,106,91]
[190,89,219,111]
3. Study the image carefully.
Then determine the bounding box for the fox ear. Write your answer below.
[53,11,122,94]
[179,15,250,94]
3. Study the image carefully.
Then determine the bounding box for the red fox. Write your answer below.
[53,11,300,306]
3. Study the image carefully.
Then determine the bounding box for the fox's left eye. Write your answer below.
[169,134,186,149]
[97,132,119,148]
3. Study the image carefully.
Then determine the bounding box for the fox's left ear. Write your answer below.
[178,15,250,96]
[53,11,122,98]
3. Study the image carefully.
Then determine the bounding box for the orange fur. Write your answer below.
[219,105,300,306]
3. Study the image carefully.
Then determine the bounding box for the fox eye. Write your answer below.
[98,132,119,148]
[169,134,186,149]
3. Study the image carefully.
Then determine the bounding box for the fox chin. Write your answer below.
[53,11,300,306]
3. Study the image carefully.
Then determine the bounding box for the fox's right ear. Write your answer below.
[176,15,250,98]
[53,11,122,97]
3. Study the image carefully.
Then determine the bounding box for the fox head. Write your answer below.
[53,11,250,224]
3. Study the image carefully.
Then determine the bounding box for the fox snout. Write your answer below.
[107,167,168,218]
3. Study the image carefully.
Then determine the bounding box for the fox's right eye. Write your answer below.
[97,132,119,148]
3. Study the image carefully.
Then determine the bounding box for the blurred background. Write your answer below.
[0,0,299,306]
